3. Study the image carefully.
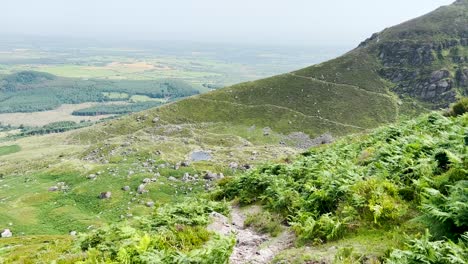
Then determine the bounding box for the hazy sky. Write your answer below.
[2,0,455,46]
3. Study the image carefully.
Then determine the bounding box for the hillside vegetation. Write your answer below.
[0,1,467,263]
[1,105,466,263]
[0,71,198,114]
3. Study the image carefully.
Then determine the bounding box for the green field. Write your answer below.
[0,144,20,156]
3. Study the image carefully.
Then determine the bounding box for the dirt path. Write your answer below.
[208,206,295,264]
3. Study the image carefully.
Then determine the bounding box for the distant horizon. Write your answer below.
[3,0,455,47]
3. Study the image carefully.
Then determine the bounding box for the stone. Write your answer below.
[430,69,450,82]
[168,176,177,181]
[229,162,239,169]
[145,201,155,207]
[142,178,151,184]
[99,192,112,199]
[137,184,147,194]
[70,231,77,236]
[152,117,160,123]
[48,186,59,192]
[87,174,97,180]
[181,161,191,167]
[1,229,12,238]
[203,171,218,180]
[122,186,131,191]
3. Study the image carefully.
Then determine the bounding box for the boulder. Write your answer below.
[70,231,77,236]
[48,186,59,192]
[152,117,160,123]
[203,171,218,180]
[122,186,131,191]
[137,184,147,194]
[430,69,450,82]
[229,162,239,169]
[87,174,97,180]
[142,178,151,184]
[99,192,111,199]
[145,201,155,207]
[1,229,12,238]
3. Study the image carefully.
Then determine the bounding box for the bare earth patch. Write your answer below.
[0,103,114,126]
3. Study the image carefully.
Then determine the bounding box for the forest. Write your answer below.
[0,71,199,113]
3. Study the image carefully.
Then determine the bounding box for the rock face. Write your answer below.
[456,68,468,87]
[1,229,12,238]
[377,38,468,107]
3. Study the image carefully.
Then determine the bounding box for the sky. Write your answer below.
[2,0,455,46]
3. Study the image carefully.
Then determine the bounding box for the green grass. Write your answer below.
[0,145,20,156]
[102,92,129,100]
[0,2,466,262]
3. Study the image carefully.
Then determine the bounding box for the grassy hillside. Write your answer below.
[68,0,467,145]
[1,106,466,263]
[0,1,467,263]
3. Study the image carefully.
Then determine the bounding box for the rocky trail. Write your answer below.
[208,206,295,264]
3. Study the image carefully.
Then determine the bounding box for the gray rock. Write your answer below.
[190,151,212,161]
[229,162,239,169]
[430,69,450,82]
[70,231,77,236]
[99,192,112,199]
[145,201,155,207]
[122,186,131,191]
[48,186,59,192]
[137,184,147,194]
[1,229,12,238]
[168,176,177,181]
[203,171,218,180]
[142,178,151,184]
[87,174,97,180]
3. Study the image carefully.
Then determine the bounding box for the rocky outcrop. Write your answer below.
[456,68,468,88]
[376,38,468,107]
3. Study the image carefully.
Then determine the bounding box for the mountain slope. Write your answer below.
[0,1,467,262]
[71,0,467,145]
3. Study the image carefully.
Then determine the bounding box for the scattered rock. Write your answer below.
[1,229,12,238]
[87,174,97,180]
[48,186,59,192]
[70,231,77,236]
[142,178,151,184]
[181,161,191,167]
[229,162,239,169]
[137,184,147,194]
[99,192,112,199]
[168,176,177,181]
[145,201,155,207]
[122,186,131,191]
[203,171,218,180]
[152,117,160,123]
